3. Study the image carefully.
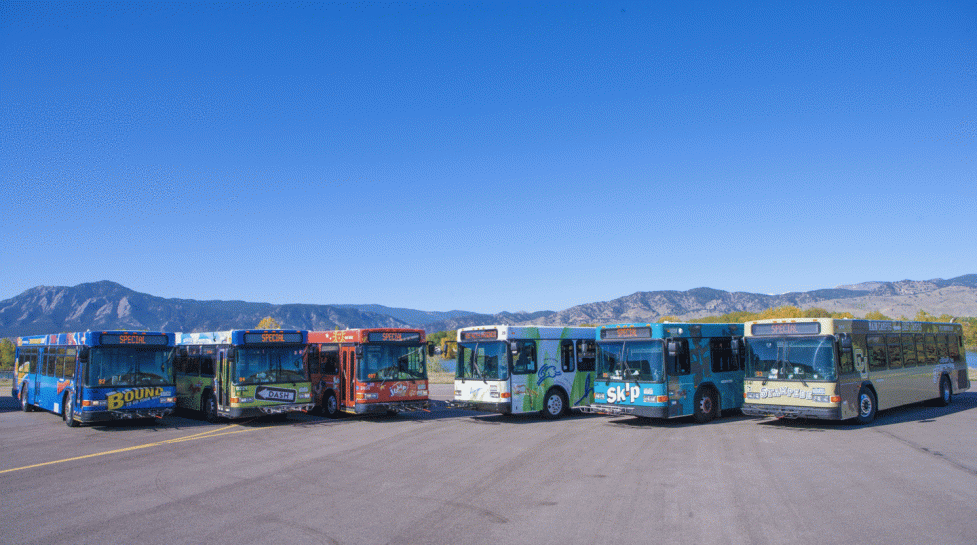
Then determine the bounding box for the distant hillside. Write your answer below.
[2,275,974,339]
[334,304,475,327]
[529,275,977,327]
[0,281,409,338]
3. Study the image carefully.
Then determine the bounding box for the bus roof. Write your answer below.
[456,325,596,342]
[15,331,173,347]
[597,323,743,340]
[175,330,307,345]
[308,328,425,343]
[743,317,962,336]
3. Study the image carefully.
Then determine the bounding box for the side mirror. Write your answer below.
[427,342,435,357]
[667,340,680,358]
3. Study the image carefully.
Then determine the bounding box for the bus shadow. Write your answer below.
[0,394,22,413]
[453,409,605,426]
[754,392,977,430]
[602,410,755,428]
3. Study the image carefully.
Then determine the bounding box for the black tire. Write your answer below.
[20,385,33,412]
[937,375,952,407]
[322,391,341,419]
[63,393,79,427]
[203,392,219,423]
[542,388,567,419]
[693,387,718,423]
[855,386,877,424]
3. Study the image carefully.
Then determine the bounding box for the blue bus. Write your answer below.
[13,331,177,427]
[581,323,745,423]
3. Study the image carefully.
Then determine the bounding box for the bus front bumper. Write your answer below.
[81,407,175,422]
[446,400,512,414]
[580,404,669,418]
[352,401,431,415]
[742,403,842,420]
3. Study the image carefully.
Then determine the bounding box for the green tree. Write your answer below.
[0,339,14,371]
[257,316,282,329]
[657,315,680,323]
[864,310,891,320]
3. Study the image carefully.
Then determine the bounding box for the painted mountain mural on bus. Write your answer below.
[0,275,975,339]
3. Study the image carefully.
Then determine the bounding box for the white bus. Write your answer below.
[743,318,969,424]
[451,325,597,418]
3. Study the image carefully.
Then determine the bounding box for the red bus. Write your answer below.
[306,329,430,417]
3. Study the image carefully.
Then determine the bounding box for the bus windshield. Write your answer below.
[358,344,427,381]
[87,347,174,387]
[746,336,837,381]
[597,341,664,382]
[235,346,305,384]
[456,342,508,381]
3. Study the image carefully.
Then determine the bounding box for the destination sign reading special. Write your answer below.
[751,322,821,336]
[368,332,422,343]
[100,333,169,346]
[460,329,498,342]
[243,332,304,344]
[601,327,652,340]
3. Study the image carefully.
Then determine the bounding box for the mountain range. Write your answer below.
[1,275,975,339]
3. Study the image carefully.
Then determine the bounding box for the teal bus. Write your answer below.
[581,323,745,423]
[14,331,176,427]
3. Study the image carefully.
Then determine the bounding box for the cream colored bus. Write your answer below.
[742,318,969,424]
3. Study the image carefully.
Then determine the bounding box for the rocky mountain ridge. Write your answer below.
[1,275,975,338]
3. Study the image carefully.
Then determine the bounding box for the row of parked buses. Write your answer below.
[10,318,970,427]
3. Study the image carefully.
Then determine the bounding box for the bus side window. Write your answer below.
[709,338,735,373]
[668,339,690,376]
[560,340,574,373]
[838,335,854,375]
[576,340,596,372]
[511,341,537,374]
[867,336,887,371]
[936,335,949,360]
[44,351,56,376]
[885,335,902,369]
[901,334,916,367]
[924,335,938,365]
[186,346,201,375]
[948,335,960,359]
[322,346,339,375]
[55,348,66,378]
[175,348,186,375]
[200,347,216,377]
[63,348,77,379]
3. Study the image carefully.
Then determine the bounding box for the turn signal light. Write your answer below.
[656,395,668,403]
[500,392,511,399]
[830,396,841,403]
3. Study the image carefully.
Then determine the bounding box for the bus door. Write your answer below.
[837,334,861,419]
[218,349,230,410]
[341,346,355,409]
[509,340,538,413]
[666,338,694,417]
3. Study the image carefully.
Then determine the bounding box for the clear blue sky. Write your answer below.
[2,1,974,314]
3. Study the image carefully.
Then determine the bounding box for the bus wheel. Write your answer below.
[203,393,219,423]
[323,391,340,419]
[542,389,567,419]
[937,375,952,407]
[856,387,877,424]
[63,394,78,427]
[693,388,718,423]
[20,386,33,412]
